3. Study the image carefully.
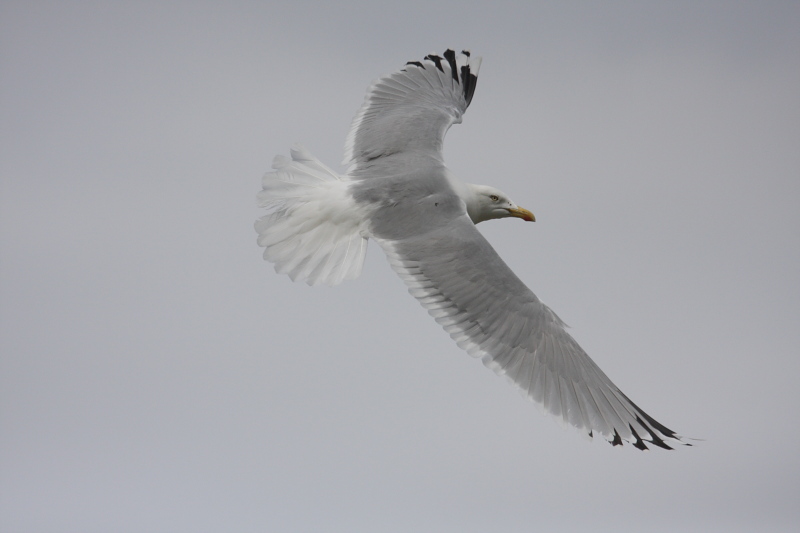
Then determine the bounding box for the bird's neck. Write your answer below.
[445,175,478,224]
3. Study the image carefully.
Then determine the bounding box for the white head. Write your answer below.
[463,184,535,225]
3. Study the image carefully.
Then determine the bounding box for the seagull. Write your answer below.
[256,49,688,450]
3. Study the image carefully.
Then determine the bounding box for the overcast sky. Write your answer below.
[2,1,799,531]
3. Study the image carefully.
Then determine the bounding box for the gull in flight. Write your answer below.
[256,49,688,450]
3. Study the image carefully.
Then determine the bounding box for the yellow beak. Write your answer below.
[507,206,535,222]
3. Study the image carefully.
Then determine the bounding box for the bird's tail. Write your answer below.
[255,145,368,286]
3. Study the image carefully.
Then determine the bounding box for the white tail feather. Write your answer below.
[256,145,368,286]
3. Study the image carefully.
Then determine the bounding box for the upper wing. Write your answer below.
[343,49,481,174]
[376,216,688,450]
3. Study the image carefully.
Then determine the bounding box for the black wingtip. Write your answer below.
[419,49,478,107]
[425,54,444,72]
[619,390,684,444]
[462,68,477,107]
[442,49,459,82]
[629,426,650,451]
[634,415,674,450]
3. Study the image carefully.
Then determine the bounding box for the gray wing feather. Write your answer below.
[377,215,686,450]
[343,50,481,173]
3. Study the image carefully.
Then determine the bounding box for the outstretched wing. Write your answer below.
[376,216,688,450]
[343,49,481,173]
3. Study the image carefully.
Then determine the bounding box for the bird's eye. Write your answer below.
[490,195,499,202]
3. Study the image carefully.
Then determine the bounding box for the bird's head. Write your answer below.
[465,184,535,224]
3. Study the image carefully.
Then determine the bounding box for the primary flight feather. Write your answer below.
[256,49,687,450]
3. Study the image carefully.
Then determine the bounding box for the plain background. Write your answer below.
[2,1,799,531]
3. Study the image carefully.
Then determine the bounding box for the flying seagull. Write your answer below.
[256,49,688,450]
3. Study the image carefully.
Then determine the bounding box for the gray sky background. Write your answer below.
[2,1,799,531]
